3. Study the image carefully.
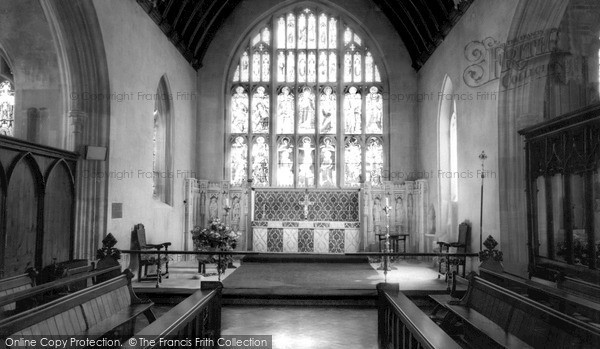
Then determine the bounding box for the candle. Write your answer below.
[225,197,230,207]
[385,197,389,206]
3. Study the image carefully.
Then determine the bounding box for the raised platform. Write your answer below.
[133,255,451,306]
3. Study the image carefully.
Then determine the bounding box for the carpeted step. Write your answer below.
[241,253,369,264]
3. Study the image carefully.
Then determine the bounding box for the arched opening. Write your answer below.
[227,4,387,189]
[153,75,173,205]
[439,76,458,241]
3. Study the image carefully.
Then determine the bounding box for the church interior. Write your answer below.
[1,0,600,347]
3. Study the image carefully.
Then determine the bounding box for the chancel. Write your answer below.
[1,0,600,347]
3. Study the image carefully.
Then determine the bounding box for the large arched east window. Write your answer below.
[228,6,385,188]
[0,55,14,137]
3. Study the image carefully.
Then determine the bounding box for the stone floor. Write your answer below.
[221,306,378,349]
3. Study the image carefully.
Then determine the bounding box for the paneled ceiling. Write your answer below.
[137,0,474,71]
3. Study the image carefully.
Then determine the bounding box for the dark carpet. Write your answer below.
[223,254,383,297]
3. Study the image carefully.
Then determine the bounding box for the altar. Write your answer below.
[250,189,360,253]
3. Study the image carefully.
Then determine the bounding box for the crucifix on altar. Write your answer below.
[299,188,315,220]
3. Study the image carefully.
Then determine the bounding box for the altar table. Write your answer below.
[252,221,360,253]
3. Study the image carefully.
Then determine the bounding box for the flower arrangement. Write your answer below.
[191,218,240,274]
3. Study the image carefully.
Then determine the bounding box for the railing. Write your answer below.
[377,283,462,349]
[120,250,478,287]
[120,283,223,349]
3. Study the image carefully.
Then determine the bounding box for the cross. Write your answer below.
[299,188,315,220]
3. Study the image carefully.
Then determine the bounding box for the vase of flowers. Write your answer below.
[191,218,240,274]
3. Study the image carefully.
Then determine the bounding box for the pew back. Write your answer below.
[0,273,35,312]
[0,270,153,340]
[461,275,600,348]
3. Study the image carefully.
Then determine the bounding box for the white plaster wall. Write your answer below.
[0,0,64,148]
[196,0,417,181]
[93,0,197,251]
[417,0,519,269]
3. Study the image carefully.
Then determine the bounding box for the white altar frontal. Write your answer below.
[252,221,360,253]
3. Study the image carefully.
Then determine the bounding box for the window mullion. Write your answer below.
[337,16,344,188]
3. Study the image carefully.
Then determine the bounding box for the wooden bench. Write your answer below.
[0,271,36,313]
[434,274,600,348]
[0,264,121,317]
[479,267,600,324]
[557,275,600,303]
[0,269,156,340]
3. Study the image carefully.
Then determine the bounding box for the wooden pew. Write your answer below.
[377,283,462,349]
[121,282,223,349]
[0,264,121,318]
[0,269,155,341]
[479,267,600,324]
[0,272,36,313]
[434,274,600,348]
[557,275,600,303]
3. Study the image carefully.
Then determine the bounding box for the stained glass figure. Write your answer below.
[277,86,294,133]
[231,86,249,133]
[318,51,327,81]
[344,87,362,134]
[262,53,270,81]
[353,53,362,82]
[298,136,315,187]
[252,136,269,186]
[366,137,383,186]
[298,86,315,133]
[241,52,249,82]
[354,34,362,46]
[319,14,328,48]
[307,52,316,82]
[262,28,271,43]
[298,51,306,83]
[0,81,14,136]
[366,86,383,134]
[252,52,261,81]
[375,65,381,82]
[286,51,295,82]
[365,52,374,82]
[344,136,362,186]
[329,52,337,82]
[319,86,336,134]
[230,136,248,186]
[344,28,352,45]
[277,51,285,82]
[329,18,337,48]
[277,137,294,186]
[344,53,352,82]
[286,13,296,49]
[319,137,336,187]
[298,14,307,48]
[277,17,286,48]
[307,13,316,48]
[252,86,269,133]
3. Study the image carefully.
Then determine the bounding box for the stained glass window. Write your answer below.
[0,80,14,136]
[229,7,384,188]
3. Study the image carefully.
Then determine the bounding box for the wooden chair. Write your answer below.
[437,221,470,279]
[132,224,171,283]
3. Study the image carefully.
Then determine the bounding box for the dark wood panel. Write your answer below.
[4,157,40,277]
[43,161,74,266]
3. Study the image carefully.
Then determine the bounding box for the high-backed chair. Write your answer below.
[437,221,470,279]
[132,224,171,283]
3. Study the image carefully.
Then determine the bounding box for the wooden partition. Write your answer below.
[0,135,78,278]
[377,283,461,349]
[121,283,222,349]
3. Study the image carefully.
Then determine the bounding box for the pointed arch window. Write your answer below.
[229,7,385,188]
[0,55,14,137]
[153,76,173,205]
